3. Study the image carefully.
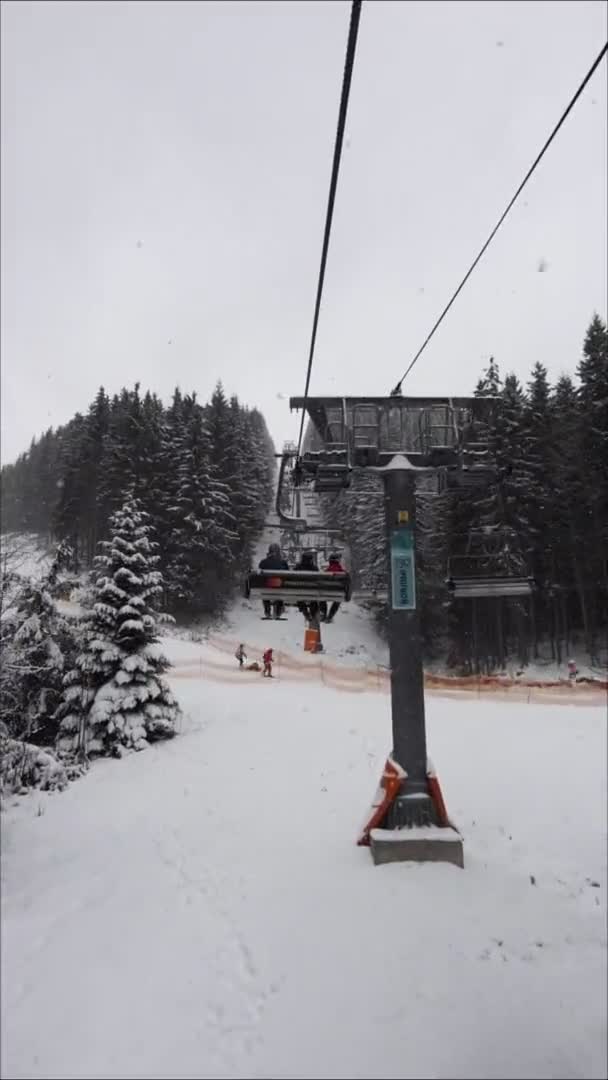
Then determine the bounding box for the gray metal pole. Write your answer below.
[382,459,436,828]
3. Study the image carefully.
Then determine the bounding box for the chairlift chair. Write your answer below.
[244,569,352,606]
[446,554,534,599]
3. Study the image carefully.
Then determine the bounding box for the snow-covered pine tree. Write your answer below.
[164,394,237,614]
[578,314,608,500]
[0,566,78,744]
[577,314,608,652]
[52,411,90,553]
[137,390,168,539]
[237,406,275,567]
[205,381,233,471]
[522,362,554,584]
[548,374,587,658]
[97,387,142,526]
[57,493,179,758]
[222,398,260,570]
[475,355,501,397]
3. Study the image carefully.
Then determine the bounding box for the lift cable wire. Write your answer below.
[389,40,608,397]
[296,0,362,460]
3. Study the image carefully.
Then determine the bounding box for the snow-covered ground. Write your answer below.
[3,528,604,682]
[2,629,606,1080]
[169,594,607,693]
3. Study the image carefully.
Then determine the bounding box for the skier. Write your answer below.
[262,647,274,678]
[319,552,346,623]
[258,543,289,620]
[235,643,247,669]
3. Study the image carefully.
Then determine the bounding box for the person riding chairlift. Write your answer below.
[295,549,319,625]
[258,543,289,619]
[319,552,346,623]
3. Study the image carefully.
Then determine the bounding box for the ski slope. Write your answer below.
[2,628,606,1080]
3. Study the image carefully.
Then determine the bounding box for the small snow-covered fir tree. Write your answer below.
[57,493,180,758]
[0,575,75,744]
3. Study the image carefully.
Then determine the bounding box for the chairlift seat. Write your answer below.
[446,468,494,489]
[447,576,534,599]
[314,467,352,492]
[245,569,352,604]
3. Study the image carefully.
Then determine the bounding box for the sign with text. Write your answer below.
[390,528,416,610]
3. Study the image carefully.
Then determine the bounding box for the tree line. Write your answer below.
[320,316,607,672]
[1,382,276,616]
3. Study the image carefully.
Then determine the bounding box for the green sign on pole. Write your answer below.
[390,528,416,610]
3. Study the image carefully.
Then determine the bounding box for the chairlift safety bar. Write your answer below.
[245,569,352,604]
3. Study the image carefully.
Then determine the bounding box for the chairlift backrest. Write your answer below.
[447,577,534,599]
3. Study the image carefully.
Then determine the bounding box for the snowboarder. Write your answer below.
[258,544,289,620]
[262,647,274,678]
[568,658,578,681]
[235,644,247,669]
[319,552,346,623]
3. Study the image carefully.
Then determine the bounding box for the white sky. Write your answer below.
[1,0,606,464]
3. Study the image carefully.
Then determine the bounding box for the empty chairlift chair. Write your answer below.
[446,554,534,599]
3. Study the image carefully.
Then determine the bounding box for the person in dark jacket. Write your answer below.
[295,549,319,624]
[320,552,346,623]
[258,543,289,619]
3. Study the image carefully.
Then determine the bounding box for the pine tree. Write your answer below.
[545,374,586,657]
[577,315,608,549]
[224,398,261,569]
[57,494,179,758]
[522,362,554,584]
[578,314,608,494]
[576,314,608,652]
[164,395,237,614]
[205,382,232,471]
[97,387,141,523]
[475,356,501,397]
[0,568,78,744]
[79,387,111,559]
[237,407,275,566]
[53,412,91,555]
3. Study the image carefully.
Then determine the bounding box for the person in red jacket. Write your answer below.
[262,647,274,678]
[320,553,346,623]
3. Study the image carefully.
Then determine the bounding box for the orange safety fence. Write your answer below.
[169,635,607,706]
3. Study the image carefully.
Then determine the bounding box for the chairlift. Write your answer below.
[275,451,307,530]
[244,569,352,606]
[446,554,534,600]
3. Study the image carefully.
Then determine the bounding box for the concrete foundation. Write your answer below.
[370,825,464,868]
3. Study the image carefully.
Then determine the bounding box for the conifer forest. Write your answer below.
[2,382,276,615]
[318,316,608,672]
[1,315,606,761]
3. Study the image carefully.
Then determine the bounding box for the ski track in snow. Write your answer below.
[150,822,282,1073]
[1,620,607,1080]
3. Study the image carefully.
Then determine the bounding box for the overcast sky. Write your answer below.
[1,0,606,464]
